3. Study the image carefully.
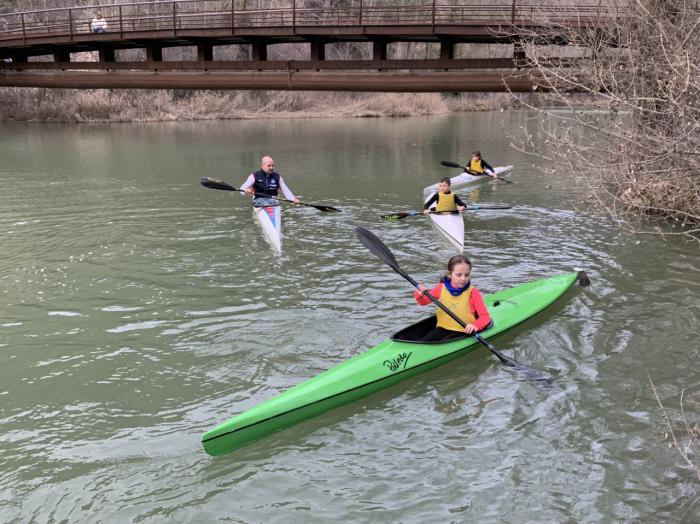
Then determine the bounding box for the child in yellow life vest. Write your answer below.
[423,177,466,215]
[467,150,496,178]
[414,255,492,342]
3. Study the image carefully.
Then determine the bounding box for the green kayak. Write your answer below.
[202,271,585,456]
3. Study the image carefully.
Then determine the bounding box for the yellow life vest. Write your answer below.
[469,158,484,174]
[435,192,457,212]
[436,284,476,332]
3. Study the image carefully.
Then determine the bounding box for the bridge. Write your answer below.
[0,1,624,92]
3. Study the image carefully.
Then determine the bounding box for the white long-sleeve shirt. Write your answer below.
[239,173,296,201]
[91,17,107,32]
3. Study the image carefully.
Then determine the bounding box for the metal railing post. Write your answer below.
[172,2,177,36]
[359,0,363,25]
[512,0,516,24]
[432,0,436,28]
[231,0,235,35]
[293,0,296,30]
[119,5,123,37]
[21,12,26,44]
[68,9,73,40]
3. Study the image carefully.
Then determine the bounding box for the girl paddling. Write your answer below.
[414,255,492,342]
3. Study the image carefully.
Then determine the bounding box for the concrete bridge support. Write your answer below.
[440,40,455,61]
[373,40,387,61]
[147,45,163,62]
[310,40,325,61]
[251,40,267,61]
[197,44,213,62]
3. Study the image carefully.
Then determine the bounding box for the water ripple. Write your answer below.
[1,116,698,523]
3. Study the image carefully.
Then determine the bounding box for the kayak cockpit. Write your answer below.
[390,316,469,344]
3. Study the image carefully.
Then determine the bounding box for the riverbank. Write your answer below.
[0,88,524,123]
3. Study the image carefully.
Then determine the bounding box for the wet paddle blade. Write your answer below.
[355,226,401,272]
[474,334,552,383]
[441,160,464,169]
[201,177,237,191]
[310,203,342,213]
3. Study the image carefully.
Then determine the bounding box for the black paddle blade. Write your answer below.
[313,204,342,213]
[355,227,400,272]
[475,333,552,384]
[201,177,237,191]
[441,160,464,169]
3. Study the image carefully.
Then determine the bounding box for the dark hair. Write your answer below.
[439,176,451,185]
[447,254,471,272]
[472,150,481,157]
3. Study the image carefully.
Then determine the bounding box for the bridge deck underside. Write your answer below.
[0,70,540,92]
[0,23,571,60]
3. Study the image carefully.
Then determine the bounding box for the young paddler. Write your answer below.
[466,150,497,178]
[414,255,492,342]
[423,177,466,215]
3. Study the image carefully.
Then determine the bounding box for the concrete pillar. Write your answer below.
[439,40,454,61]
[514,42,526,69]
[251,41,267,61]
[54,49,70,63]
[99,47,115,62]
[310,40,325,61]
[372,40,387,61]
[198,44,213,62]
[147,45,163,62]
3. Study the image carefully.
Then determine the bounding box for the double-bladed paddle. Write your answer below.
[441,160,514,184]
[355,226,551,382]
[381,204,512,220]
[200,177,341,212]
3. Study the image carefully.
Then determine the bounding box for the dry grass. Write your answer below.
[0,88,472,122]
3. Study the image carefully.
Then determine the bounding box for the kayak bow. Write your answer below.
[253,204,282,253]
[423,192,465,252]
[202,271,586,457]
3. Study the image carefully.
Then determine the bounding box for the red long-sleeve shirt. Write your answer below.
[413,283,492,331]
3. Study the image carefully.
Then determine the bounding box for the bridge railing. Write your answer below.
[0,2,626,43]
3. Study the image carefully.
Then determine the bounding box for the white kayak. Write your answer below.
[253,204,282,253]
[423,165,514,195]
[423,193,465,252]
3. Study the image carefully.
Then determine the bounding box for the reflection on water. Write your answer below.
[0,114,698,523]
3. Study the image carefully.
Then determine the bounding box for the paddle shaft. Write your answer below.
[382,206,511,219]
[381,210,458,219]
[200,177,340,212]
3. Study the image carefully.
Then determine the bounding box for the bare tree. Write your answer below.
[511,0,700,241]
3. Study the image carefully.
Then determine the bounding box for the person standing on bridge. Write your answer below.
[466,151,497,178]
[240,156,301,207]
[91,12,108,34]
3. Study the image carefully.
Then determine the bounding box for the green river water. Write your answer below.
[0,112,698,523]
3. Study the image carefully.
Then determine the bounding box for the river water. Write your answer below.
[1,112,698,523]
